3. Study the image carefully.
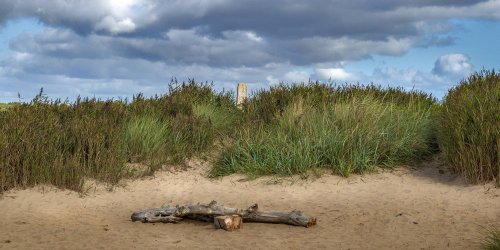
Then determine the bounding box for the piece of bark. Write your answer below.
[214,215,242,231]
[131,201,316,228]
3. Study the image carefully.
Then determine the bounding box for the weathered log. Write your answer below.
[131,206,178,223]
[243,204,316,227]
[214,215,242,231]
[131,201,316,228]
[174,200,243,217]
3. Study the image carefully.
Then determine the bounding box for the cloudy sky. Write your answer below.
[1,0,499,102]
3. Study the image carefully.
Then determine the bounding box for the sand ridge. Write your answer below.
[0,160,499,250]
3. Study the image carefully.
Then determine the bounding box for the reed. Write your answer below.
[0,82,237,192]
[0,103,16,111]
[436,70,499,185]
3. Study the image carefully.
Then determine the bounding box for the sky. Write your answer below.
[0,0,499,102]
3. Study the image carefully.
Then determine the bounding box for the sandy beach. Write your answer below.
[0,159,498,250]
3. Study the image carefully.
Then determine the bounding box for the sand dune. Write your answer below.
[0,159,499,250]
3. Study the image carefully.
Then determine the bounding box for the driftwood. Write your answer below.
[131,201,316,228]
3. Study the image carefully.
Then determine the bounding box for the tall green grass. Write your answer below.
[437,70,499,185]
[211,85,436,178]
[0,103,17,111]
[244,83,435,124]
[0,82,237,193]
[0,97,127,191]
[0,82,441,193]
[123,115,170,164]
[11,75,500,192]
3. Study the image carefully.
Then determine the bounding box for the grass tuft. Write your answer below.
[0,82,235,193]
[483,228,500,250]
[123,115,170,165]
[437,70,500,185]
[211,85,436,178]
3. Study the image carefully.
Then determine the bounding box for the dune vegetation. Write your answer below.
[0,103,16,111]
[211,85,436,178]
[483,227,500,250]
[0,82,238,192]
[0,71,498,193]
[437,70,500,185]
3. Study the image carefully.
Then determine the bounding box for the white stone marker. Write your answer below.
[237,83,247,108]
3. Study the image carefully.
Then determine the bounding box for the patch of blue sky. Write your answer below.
[0,17,44,55]
[449,19,500,70]
[344,19,500,75]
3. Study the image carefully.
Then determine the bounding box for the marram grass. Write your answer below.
[3,74,497,193]
[123,115,171,165]
[0,81,237,193]
[483,227,500,250]
[211,90,436,178]
[437,70,500,185]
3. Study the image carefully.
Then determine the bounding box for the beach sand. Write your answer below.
[1,159,499,250]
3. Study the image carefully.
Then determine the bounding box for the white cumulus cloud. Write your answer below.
[432,53,473,77]
[314,68,356,82]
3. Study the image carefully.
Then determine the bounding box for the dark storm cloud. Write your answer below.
[1,0,494,38]
[9,27,277,67]
[0,1,108,34]
[2,0,497,67]
[139,0,492,41]
[0,0,499,102]
[2,0,498,65]
[0,1,14,24]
